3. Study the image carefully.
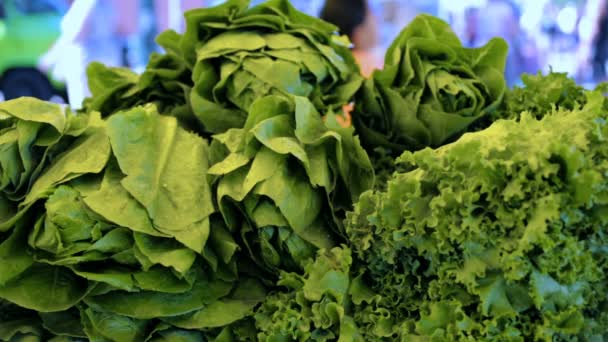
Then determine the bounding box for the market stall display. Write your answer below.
[0,0,607,341]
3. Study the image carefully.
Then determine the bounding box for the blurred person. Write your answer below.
[58,0,142,68]
[464,7,480,48]
[476,0,539,86]
[76,1,120,67]
[320,0,383,77]
[112,0,142,68]
[576,0,607,84]
[592,1,608,82]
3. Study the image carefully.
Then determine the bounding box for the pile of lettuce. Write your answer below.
[1,1,608,341]
[84,0,361,135]
[0,1,372,339]
[0,95,372,341]
[346,91,608,340]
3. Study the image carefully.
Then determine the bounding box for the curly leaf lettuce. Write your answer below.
[346,91,608,340]
[254,246,364,341]
[476,71,608,128]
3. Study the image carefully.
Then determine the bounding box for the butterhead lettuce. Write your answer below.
[0,100,264,341]
[354,14,508,154]
[84,0,362,136]
[208,95,373,274]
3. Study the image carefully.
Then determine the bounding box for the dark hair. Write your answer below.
[320,0,367,39]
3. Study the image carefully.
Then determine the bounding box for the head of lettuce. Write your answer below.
[84,0,362,136]
[354,14,508,153]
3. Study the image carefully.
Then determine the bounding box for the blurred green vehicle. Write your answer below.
[0,0,66,100]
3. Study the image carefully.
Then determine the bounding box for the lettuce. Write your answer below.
[254,246,363,341]
[353,14,507,154]
[208,95,373,274]
[3,2,608,341]
[0,98,91,223]
[501,71,587,120]
[0,99,262,341]
[84,0,361,136]
[83,38,199,132]
[346,91,608,340]
[479,71,592,125]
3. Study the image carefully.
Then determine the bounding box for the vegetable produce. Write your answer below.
[1,1,607,340]
[84,0,362,135]
[208,94,373,274]
[346,90,608,340]
[498,71,587,120]
[366,68,599,187]
[254,246,362,341]
[354,14,508,154]
[0,98,90,215]
[0,99,264,341]
[83,49,196,131]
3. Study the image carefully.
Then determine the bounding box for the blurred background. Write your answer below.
[0,0,606,105]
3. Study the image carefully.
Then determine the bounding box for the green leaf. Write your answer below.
[83,163,164,237]
[40,309,86,338]
[0,265,90,312]
[163,278,266,329]
[84,272,232,319]
[133,233,196,276]
[24,129,111,206]
[145,325,204,342]
[0,97,66,133]
[133,266,195,294]
[303,247,351,303]
[0,221,34,286]
[87,228,133,254]
[0,318,43,342]
[82,308,148,342]
[71,266,136,292]
[242,147,285,194]
[254,161,328,247]
[106,106,214,231]
[476,274,522,317]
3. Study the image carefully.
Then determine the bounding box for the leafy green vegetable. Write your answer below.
[182,0,361,133]
[500,71,588,120]
[254,246,364,341]
[0,99,261,341]
[0,98,92,224]
[346,91,608,340]
[209,95,373,274]
[0,299,45,341]
[353,14,507,154]
[4,2,608,341]
[83,50,197,132]
[84,0,362,136]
